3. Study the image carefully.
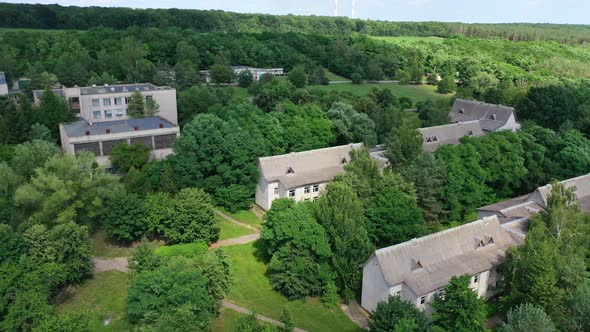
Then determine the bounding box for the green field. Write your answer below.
[218,214,256,240]
[371,36,446,45]
[91,231,135,258]
[224,241,361,332]
[326,71,351,82]
[58,271,129,331]
[308,83,453,102]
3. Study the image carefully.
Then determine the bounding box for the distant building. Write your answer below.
[361,216,523,314]
[56,83,179,167]
[0,72,8,96]
[255,143,362,211]
[200,66,284,83]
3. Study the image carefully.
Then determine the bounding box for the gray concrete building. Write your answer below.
[56,83,179,167]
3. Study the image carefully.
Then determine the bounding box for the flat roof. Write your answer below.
[80,83,173,96]
[62,116,177,138]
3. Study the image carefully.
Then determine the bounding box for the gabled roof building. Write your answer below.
[362,216,523,313]
[0,72,8,96]
[255,143,362,210]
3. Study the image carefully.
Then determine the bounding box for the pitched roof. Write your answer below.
[368,216,522,296]
[0,72,6,85]
[450,99,515,131]
[258,143,363,189]
[419,120,485,152]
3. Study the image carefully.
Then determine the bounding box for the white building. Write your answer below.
[0,72,8,96]
[361,216,523,314]
[55,83,179,167]
[200,66,284,83]
[255,143,363,211]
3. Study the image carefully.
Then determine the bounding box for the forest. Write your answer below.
[2,3,590,332]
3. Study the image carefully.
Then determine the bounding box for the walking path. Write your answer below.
[209,233,261,249]
[92,257,129,274]
[222,300,307,332]
[341,301,370,330]
[215,209,259,232]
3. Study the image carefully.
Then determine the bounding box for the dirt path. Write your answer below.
[92,257,129,274]
[210,233,261,249]
[215,210,259,232]
[222,300,307,332]
[341,301,369,330]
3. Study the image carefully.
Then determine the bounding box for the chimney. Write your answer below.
[159,123,164,128]
[134,126,140,131]
[85,130,90,136]
[106,129,111,134]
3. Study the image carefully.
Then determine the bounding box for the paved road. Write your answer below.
[222,300,307,332]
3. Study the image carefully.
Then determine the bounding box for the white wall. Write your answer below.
[255,179,329,211]
[0,83,8,96]
[361,255,391,312]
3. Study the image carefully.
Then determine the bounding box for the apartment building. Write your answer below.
[255,143,363,210]
[56,83,179,167]
[200,66,284,83]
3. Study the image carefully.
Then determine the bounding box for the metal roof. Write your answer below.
[80,83,173,96]
[62,116,177,138]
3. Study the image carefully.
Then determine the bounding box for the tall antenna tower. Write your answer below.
[351,0,355,18]
[334,0,338,16]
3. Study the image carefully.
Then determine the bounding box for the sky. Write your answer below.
[5,0,590,24]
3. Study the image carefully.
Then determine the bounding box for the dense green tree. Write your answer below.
[437,74,457,93]
[499,303,556,332]
[103,191,148,242]
[0,224,24,263]
[386,118,423,168]
[315,182,373,301]
[367,59,384,80]
[237,70,254,88]
[33,313,91,332]
[128,91,145,118]
[262,199,334,299]
[210,64,235,84]
[369,296,429,332]
[27,123,53,142]
[126,257,213,330]
[166,188,219,244]
[288,65,307,88]
[254,79,295,112]
[351,73,362,84]
[327,102,377,146]
[174,60,199,90]
[119,37,153,83]
[563,278,590,332]
[37,90,75,139]
[432,275,486,332]
[110,142,151,173]
[10,139,60,179]
[87,71,117,86]
[417,99,451,127]
[366,183,425,247]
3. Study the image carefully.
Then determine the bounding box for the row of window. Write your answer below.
[91,96,153,108]
[93,109,126,120]
[282,184,320,197]
[416,274,480,306]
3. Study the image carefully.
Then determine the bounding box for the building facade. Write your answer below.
[255,143,362,211]
[56,83,179,167]
[361,216,523,314]
[200,66,284,83]
[0,72,8,96]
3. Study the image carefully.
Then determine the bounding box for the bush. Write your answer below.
[110,143,151,173]
[369,296,429,332]
[437,75,457,94]
[103,191,147,243]
[165,188,219,244]
[499,303,556,332]
[351,73,362,84]
[287,65,307,88]
[155,242,208,258]
[237,70,254,88]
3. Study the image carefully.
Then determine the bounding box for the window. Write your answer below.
[467,130,474,136]
[288,190,295,198]
[286,167,295,174]
[125,97,131,104]
[115,109,124,117]
[304,187,310,194]
[473,275,479,283]
[459,108,465,114]
[490,114,497,120]
[304,198,310,201]
[92,99,100,107]
[103,98,111,106]
[395,290,402,297]
[93,111,101,119]
[146,95,153,101]
[114,97,123,105]
[411,259,423,271]
[273,188,279,195]
[477,240,485,248]
[341,157,348,164]
[313,185,319,193]
[487,237,494,245]
[419,296,426,305]
[437,289,445,296]
[104,110,113,118]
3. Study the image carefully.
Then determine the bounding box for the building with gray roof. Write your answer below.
[362,215,523,313]
[255,143,362,210]
[56,83,179,167]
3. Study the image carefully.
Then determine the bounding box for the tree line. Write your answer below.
[2,3,590,43]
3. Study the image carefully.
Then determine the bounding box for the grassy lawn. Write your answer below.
[218,215,256,240]
[371,36,446,45]
[308,83,453,102]
[211,308,252,332]
[91,231,134,258]
[57,271,129,331]
[223,241,361,332]
[326,70,351,82]
[218,208,264,230]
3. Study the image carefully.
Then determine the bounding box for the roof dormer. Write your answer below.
[286,167,295,174]
[411,258,423,271]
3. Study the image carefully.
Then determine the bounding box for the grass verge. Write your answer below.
[57,271,129,331]
[91,231,134,258]
[218,215,256,240]
[307,83,453,102]
[223,241,362,332]
[218,208,264,230]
